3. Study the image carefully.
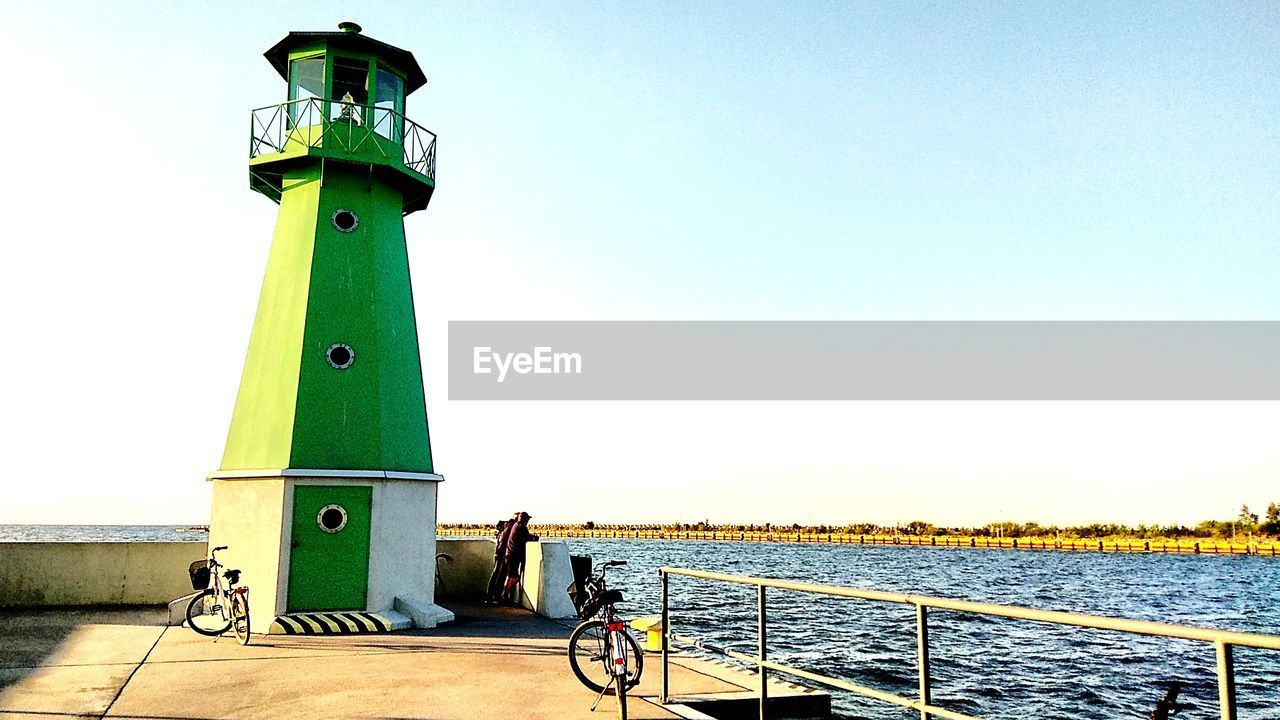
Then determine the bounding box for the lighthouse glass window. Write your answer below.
[330,57,369,124]
[288,57,324,124]
[373,66,404,141]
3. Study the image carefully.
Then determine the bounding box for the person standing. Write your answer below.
[501,512,539,605]
[483,517,513,605]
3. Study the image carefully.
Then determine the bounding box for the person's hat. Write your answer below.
[518,511,532,519]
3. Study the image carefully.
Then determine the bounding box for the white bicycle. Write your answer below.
[186,545,251,645]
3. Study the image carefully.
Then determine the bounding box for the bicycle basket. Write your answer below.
[567,581,590,619]
[568,587,624,620]
[188,559,211,590]
[577,594,604,620]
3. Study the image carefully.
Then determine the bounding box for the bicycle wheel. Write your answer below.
[568,620,643,694]
[231,591,251,645]
[186,588,233,636]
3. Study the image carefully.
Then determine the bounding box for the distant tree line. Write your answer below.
[442,502,1280,540]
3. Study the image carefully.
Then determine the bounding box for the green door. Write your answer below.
[287,485,372,611]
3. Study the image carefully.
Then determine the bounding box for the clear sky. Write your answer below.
[1,2,1276,527]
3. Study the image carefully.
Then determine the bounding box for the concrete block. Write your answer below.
[524,541,579,620]
[393,597,455,629]
[166,592,201,627]
[379,609,414,631]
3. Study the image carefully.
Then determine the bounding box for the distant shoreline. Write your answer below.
[439,526,1279,557]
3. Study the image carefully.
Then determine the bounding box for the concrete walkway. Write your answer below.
[0,604,822,720]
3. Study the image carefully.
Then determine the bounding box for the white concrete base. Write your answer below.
[393,597,456,629]
[166,592,201,627]
[209,471,443,629]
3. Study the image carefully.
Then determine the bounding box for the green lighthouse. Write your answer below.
[208,22,452,634]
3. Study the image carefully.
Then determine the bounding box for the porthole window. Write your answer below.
[326,343,355,369]
[332,209,359,233]
[317,504,348,533]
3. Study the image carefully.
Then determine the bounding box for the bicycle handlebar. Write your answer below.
[602,560,627,568]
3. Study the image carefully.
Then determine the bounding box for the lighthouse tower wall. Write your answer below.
[220,167,434,475]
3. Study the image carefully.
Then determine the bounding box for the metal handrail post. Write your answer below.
[661,569,670,704]
[917,603,932,720]
[1216,640,1236,720]
[759,584,768,720]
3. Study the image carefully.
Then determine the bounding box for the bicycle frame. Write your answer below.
[212,561,250,608]
[204,550,249,623]
[208,554,229,609]
[604,612,630,677]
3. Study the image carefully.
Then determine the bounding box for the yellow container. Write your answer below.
[630,616,664,652]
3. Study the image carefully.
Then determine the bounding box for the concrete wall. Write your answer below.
[0,542,207,607]
[430,538,577,619]
[435,538,497,599]
[0,535,575,621]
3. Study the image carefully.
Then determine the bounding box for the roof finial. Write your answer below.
[338,21,362,34]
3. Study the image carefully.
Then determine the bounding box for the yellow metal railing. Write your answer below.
[658,567,1280,720]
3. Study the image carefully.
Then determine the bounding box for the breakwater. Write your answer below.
[439,526,1279,556]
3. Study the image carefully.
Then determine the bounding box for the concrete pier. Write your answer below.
[0,603,829,719]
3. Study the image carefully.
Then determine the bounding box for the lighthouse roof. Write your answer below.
[264,25,428,94]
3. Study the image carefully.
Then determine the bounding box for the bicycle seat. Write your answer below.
[223,569,241,584]
[600,589,624,605]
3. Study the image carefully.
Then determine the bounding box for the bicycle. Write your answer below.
[567,560,643,719]
[186,545,251,645]
[434,552,454,594]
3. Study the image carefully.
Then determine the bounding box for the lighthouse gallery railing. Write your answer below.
[659,567,1280,720]
[249,97,436,180]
